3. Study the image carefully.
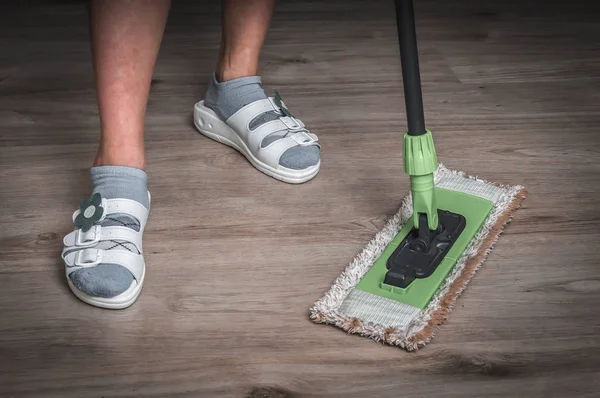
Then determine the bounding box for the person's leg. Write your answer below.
[64,0,170,307]
[91,0,170,170]
[200,0,321,178]
[216,0,275,82]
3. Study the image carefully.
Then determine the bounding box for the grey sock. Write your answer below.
[204,73,320,170]
[204,73,267,121]
[68,166,148,299]
[90,165,149,209]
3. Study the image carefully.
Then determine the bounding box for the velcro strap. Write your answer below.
[63,225,143,252]
[104,198,149,227]
[289,130,319,146]
[71,197,149,230]
[227,98,280,128]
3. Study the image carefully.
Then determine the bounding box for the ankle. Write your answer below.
[94,144,146,170]
[216,54,259,82]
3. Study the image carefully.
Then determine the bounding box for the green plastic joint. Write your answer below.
[403,130,439,229]
[410,174,438,229]
[403,130,437,175]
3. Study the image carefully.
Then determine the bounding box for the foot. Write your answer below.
[61,166,150,309]
[194,73,321,183]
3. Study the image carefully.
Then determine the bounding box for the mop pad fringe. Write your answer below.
[309,164,527,351]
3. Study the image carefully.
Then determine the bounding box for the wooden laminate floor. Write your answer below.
[1,1,600,397]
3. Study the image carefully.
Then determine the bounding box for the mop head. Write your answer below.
[309,164,527,351]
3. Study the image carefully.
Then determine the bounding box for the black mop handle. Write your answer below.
[395,0,426,136]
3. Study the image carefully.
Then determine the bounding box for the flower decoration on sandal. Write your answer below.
[273,90,295,118]
[74,192,106,232]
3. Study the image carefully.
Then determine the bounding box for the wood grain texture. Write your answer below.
[1,0,600,397]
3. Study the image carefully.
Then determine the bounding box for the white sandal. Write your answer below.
[193,93,320,184]
[61,192,150,309]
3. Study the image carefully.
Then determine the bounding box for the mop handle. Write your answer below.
[395,0,439,230]
[395,0,426,136]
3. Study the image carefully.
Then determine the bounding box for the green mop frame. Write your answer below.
[355,0,495,309]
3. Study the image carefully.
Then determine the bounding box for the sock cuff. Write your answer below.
[91,165,147,181]
[90,165,149,209]
[211,72,263,91]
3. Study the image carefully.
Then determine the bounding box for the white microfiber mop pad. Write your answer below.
[309,164,527,351]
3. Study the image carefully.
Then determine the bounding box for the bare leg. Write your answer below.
[90,0,171,170]
[216,0,276,82]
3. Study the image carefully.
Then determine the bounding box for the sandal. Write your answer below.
[193,92,320,184]
[61,192,150,309]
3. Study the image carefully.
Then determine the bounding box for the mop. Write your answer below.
[309,0,527,351]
